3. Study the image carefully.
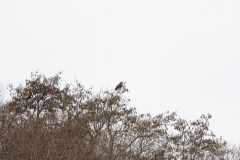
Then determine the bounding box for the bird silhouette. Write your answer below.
[115,82,123,90]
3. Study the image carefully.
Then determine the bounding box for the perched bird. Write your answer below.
[115,82,123,90]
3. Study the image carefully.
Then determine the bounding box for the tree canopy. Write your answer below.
[0,71,239,159]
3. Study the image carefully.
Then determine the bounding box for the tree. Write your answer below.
[0,83,6,107]
[0,71,232,160]
[6,71,74,119]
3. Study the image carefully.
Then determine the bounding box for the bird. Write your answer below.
[115,82,123,90]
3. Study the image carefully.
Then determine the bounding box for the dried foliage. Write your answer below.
[0,83,6,107]
[0,71,239,159]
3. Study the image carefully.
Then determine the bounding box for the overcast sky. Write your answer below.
[1,0,240,144]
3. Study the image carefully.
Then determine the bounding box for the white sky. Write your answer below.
[1,0,240,144]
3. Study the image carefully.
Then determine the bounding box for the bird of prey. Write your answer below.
[115,82,123,90]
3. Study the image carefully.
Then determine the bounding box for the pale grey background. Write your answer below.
[1,0,240,144]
